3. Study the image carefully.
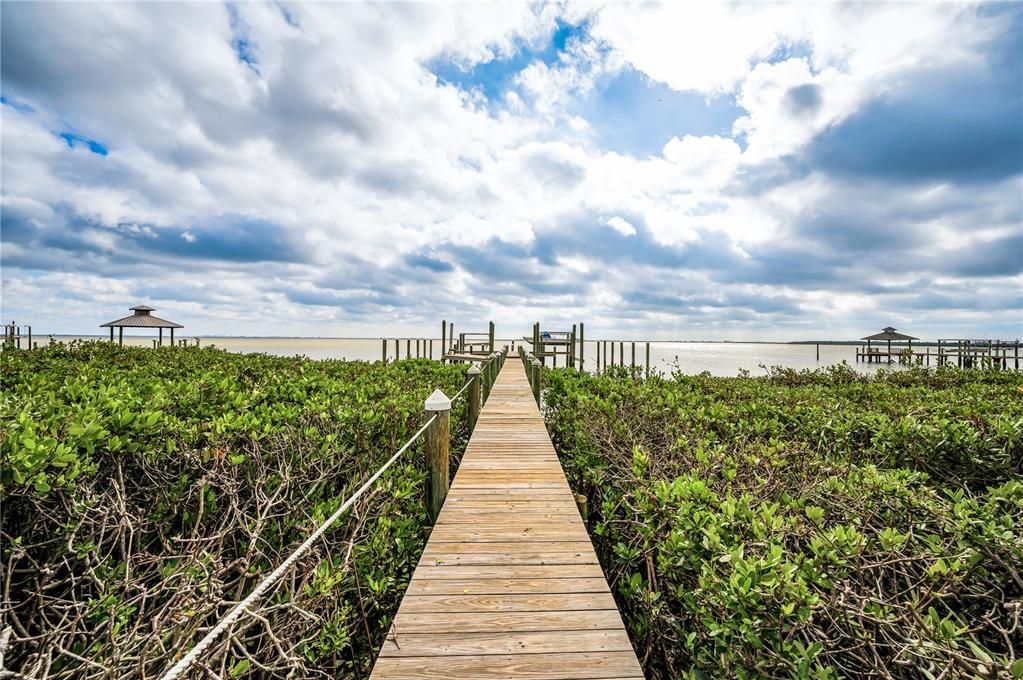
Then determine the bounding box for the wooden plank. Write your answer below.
[417,551,598,567]
[413,563,607,580]
[421,541,593,555]
[388,610,625,634]
[380,629,634,656]
[372,652,643,679]
[406,577,610,596]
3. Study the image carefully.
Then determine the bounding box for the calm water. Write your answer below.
[37,336,907,377]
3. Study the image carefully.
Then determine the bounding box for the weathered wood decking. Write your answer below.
[371,360,642,679]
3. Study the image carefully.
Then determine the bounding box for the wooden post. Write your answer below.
[27,326,31,349]
[406,339,411,359]
[646,342,650,376]
[382,338,387,363]
[531,358,541,407]
[619,341,624,367]
[424,389,451,524]
[152,339,156,349]
[441,320,446,360]
[489,321,495,353]
[1015,342,1019,370]
[119,327,123,346]
[596,340,601,375]
[631,342,636,370]
[570,324,577,368]
[170,328,174,346]
[110,327,114,342]
[575,493,588,523]
[429,339,433,359]
[394,338,399,360]
[579,323,585,372]
[467,365,481,429]
[482,357,492,404]
[158,327,163,347]
[536,321,544,364]
[489,352,499,396]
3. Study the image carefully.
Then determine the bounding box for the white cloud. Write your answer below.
[603,216,636,236]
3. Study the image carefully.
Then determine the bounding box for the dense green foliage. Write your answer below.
[1,341,469,678]
[544,364,1023,680]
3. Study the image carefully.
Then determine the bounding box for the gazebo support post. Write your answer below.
[110,327,114,342]
[171,328,174,346]
[159,327,163,347]
[118,327,123,346]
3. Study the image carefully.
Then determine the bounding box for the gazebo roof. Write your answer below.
[101,305,183,329]
[861,326,918,341]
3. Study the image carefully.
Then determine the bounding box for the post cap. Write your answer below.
[531,358,541,367]
[468,365,481,375]
[425,388,452,411]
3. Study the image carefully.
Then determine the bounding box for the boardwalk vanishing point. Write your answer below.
[371,359,643,679]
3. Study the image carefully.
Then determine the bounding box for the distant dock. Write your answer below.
[857,338,1020,369]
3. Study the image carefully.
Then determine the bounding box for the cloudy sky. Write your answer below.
[1,2,1020,340]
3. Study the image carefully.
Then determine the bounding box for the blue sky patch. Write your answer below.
[227,3,260,73]
[429,19,587,102]
[58,132,108,156]
[574,67,744,157]
[1,95,35,113]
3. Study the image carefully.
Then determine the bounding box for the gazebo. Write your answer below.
[862,326,919,358]
[101,305,183,346]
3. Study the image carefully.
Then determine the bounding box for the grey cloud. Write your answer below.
[784,83,822,115]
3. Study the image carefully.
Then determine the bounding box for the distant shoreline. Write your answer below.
[42,335,880,345]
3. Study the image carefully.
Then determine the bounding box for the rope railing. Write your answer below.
[159,348,507,680]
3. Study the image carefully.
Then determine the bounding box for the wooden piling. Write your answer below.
[575,493,589,524]
[429,339,433,359]
[467,365,481,428]
[382,338,387,363]
[596,340,601,375]
[570,324,577,368]
[646,342,650,376]
[531,358,541,406]
[619,341,624,367]
[631,342,636,370]
[394,338,399,360]
[489,320,495,353]
[441,320,446,360]
[579,323,585,371]
[816,344,819,361]
[424,390,451,524]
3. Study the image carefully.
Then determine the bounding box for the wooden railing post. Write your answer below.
[382,338,387,363]
[467,365,481,429]
[579,323,585,372]
[424,389,451,524]
[531,358,541,407]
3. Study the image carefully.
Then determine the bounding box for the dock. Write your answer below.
[370,359,642,679]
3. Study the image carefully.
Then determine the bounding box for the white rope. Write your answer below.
[159,413,439,680]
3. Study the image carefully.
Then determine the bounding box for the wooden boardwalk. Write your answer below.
[371,360,643,679]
